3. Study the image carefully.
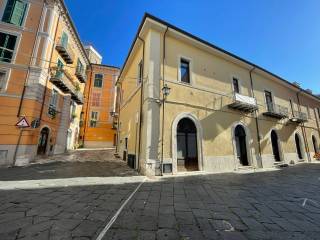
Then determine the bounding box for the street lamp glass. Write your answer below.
[162,84,171,97]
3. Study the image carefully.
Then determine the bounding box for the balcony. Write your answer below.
[75,67,86,83]
[50,68,84,105]
[290,111,308,123]
[228,92,258,113]
[55,38,75,64]
[71,90,84,105]
[50,69,74,94]
[263,103,289,119]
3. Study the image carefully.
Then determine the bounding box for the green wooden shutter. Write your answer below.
[61,32,68,48]
[10,0,27,26]
[2,0,15,23]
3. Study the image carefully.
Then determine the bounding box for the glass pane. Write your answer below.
[187,133,197,158]
[177,133,187,159]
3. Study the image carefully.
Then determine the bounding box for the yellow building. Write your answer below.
[117,14,320,176]
[79,45,120,148]
[0,0,89,166]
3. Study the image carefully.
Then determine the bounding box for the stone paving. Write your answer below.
[105,164,320,240]
[1,153,320,239]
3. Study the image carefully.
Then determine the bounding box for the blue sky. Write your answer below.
[65,0,320,93]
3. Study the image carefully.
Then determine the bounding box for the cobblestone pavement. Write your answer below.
[1,159,320,240]
[105,164,320,240]
[0,150,143,240]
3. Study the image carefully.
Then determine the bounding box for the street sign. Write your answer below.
[15,117,30,128]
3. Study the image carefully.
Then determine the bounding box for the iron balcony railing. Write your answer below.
[55,37,75,64]
[291,111,308,123]
[263,103,289,119]
[228,92,258,113]
[75,66,87,83]
[50,68,84,105]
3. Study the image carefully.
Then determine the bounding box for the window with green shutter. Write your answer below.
[2,0,27,26]
[0,32,17,63]
[61,32,68,48]
[76,59,83,73]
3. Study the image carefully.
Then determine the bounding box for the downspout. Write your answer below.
[296,90,311,162]
[82,64,93,145]
[160,27,169,176]
[314,108,320,140]
[17,1,46,117]
[39,12,61,122]
[249,67,263,168]
[137,36,145,171]
[115,82,121,153]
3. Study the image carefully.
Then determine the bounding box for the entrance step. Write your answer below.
[237,165,254,171]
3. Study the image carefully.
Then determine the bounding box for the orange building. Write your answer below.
[0,0,89,166]
[79,46,119,148]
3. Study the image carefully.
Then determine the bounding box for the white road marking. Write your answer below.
[95,178,147,240]
[301,198,320,207]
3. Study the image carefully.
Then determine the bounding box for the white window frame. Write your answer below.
[0,29,21,64]
[230,74,242,95]
[263,88,276,109]
[178,55,193,85]
[0,0,30,28]
[0,67,10,92]
[90,111,99,127]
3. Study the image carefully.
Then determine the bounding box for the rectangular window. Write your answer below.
[265,90,273,111]
[0,70,7,92]
[0,32,17,63]
[180,59,190,83]
[94,73,103,88]
[2,0,27,26]
[60,32,68,48]
[137,60,143,85]
[91,92,101,107]
[48,89,58,117]
[232,77,240,93]
[90,111,98,127]
[76,59,83,73]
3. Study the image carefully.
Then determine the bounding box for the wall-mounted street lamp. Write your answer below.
[162,84,171,100]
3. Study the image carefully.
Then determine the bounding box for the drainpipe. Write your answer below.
[296,90,311,162]
[160,27,169,176]
[17,1,46,117]
[314,108,320,140]
[39,12,61,122]
[249,67,263,168]
[137,36,145,172]
[115,82,122,153]
[82,64,93,145]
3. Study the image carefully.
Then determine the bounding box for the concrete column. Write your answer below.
[54,95,71,154]
[143,30,161,176]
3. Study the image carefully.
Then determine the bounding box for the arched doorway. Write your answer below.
[312,135,319,153]
[295,133,304,160]
[271,130,281,162]
[177,118,198,171]
[37,127,49,155]
[235,125,249,166]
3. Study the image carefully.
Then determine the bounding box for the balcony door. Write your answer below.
[265,91,273,112]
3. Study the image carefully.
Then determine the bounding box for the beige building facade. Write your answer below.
[117,14,320,176]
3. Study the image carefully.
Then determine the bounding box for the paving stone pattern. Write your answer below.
[1,151,320,239]
[105,164,320,240]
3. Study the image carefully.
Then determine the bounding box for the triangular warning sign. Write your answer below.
[16,117,30,128]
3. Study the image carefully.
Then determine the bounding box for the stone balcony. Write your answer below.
[263,103,289,119]
[290,111,308,123]
[75,67,86,83]
[50,68,84,105]
[55,38,75,64]
[228,92,258,113]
